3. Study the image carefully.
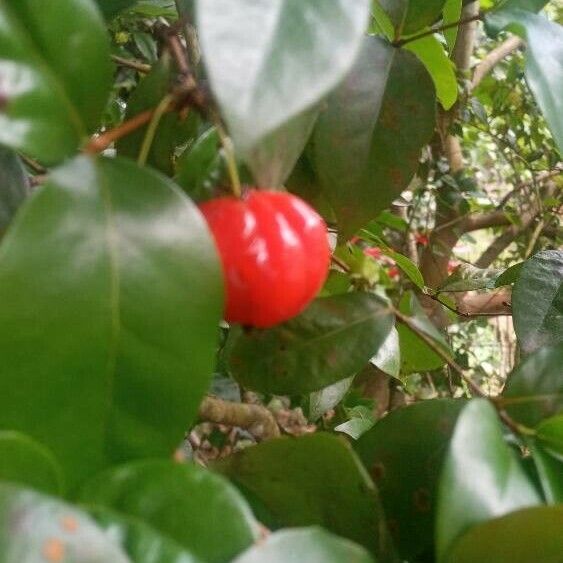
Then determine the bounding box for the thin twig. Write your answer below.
[394,13,482,47]
[111,55,151,74]
[84,109,157,154]
[331,255,351,273]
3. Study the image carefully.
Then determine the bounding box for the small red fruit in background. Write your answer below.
[199,190,330,328]
[415,232,429,246]
[363,246,382,259]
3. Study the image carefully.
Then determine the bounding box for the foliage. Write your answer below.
[0,0,561,562]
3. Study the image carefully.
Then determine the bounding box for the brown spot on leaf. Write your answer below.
[60,515,78,533]
[413,487,432,513]
[42,538,65,562]
[370,461,386,481]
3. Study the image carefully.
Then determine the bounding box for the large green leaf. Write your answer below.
[0,0,112,164]
[436,399,541,562]
[0,146,29,234]
[485,9,563,153]
[397,291,450,374]
[232,528,377,563]
[80,460,259,563]
[313,36,436,237]
[378,0,448,35]
[0,156,222,489]
[228,293,394,395]
[511,250,563,354]
[501,345,563,426]
[117,55,198,175]
[196,0,370,154]
[404,36,458,109]
[214,433,393,560]
[0,483,130,562]
[371,327,401,380]
[442,0,462,51]
[536,414,563,457]
[0,431,62,496]
[90,507,204,563]
[355,399,465,560]
[530,442,563,503]
[445,506,563,563]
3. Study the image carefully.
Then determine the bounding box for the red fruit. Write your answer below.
[388,266,400,279]
[415,233,429,246]
[199,189,330,328]
[363,246,382,259]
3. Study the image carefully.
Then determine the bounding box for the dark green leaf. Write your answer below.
[0,483,130,561]
[229,293,394,395]
[512,250,563,353]
[0,156,222,489]
[175,127,223,201]
[445,506,563,563]
[232,527,377,563]
[313,36,436,237]
[196,0,370,153]
[90,506,204,563]
[536,414,563,457]
[95,0,136,18]
[0,0,112,164]
[213,433,394,560]
[379,0,448,35]
[0,431,62,495]
[117,55,198,175]
[397,292,450,374]
[0,146,29,233]
[494,261,524,287]
[485,9,563,153]
[80,460,259,563]
[501,345,563,427]
[371,327,401,380]
[436,399,541,562]
[355,399,465,560]
[529,441,563,503]
[438,263,502,292]
[404,36,458,109]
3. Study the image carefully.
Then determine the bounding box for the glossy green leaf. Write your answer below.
[397,292,450,374]
[0,432,62,496]
[313,36,436,237]
[117,55,198,175]
[309,377,355,421]
[501,345,563,427]
[245,108,319,188]
[405,36,458,109]
[370,1,395,39]
[214,433,393,560]
[232,528,377,563]
[0,483,130,562]
[529,441,563,503]
[494,261,524,287]
[379,0,448,35]
[0,146,29,234]
[197,0,370,153]
[175,127,224,201]
[335,416,376,440]
[443,0,463,51]
[371,327,401,380]
[0,156,222,489]
[536,414,563,457]
[382,248,425,289]
[512,250,563,353]
[228,293,394,395]
[0,0,112,164]
[90,507,204,563]
[436,399,541,562]
[485,9,563,153]
[355,399,465,560]
[445,506,563,563]
[438,263,502,292]
[80,460,258,563]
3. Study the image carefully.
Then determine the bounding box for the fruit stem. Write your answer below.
[215,122,242,198]
[137,93,174,167]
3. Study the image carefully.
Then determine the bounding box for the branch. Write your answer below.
[111,55,151,74]
[198,396,280,440]
[394,12,482,47]
[471,36,523,91]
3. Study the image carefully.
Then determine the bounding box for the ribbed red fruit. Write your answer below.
[199,190,330,328]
